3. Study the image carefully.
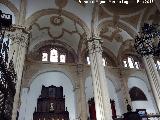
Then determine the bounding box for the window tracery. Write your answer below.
[155,60,160,70]
[123,56,141,69]
[86,56,106,66]
[85,52,116,67]
[40,45,74,63]
[50,49,58,62]
[42,53,48,62]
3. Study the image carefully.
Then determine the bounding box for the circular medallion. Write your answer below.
[50,16,64,26]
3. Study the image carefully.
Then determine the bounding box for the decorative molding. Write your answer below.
[100,26,123,42]
[50,16,64,26]
[25,9,90,35]
[5,25,29,47]
[31,22,81,40]
[121,13,141,29]
[101,2,149,15]
[98,6,112,21]
[97,20,137,39]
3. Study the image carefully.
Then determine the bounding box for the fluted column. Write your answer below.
[143,55,160,111]
[8,26,29,120]
[77,64,88,120]
[88,36,112,120]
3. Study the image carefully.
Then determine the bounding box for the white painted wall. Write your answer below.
[108,80,122,116]
[19,71,76,120]
[128,77,157,114]
[85,76,122,116]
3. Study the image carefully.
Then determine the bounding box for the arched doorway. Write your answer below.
[128,77,157,113]
[19,71,76,120]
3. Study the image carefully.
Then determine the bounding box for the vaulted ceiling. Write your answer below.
[1,0,160,60]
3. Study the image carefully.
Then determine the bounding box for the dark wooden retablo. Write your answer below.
[33,85,69,120]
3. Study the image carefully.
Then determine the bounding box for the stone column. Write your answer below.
[73,77,81,120]
[143,55,160,111]
[88,36,112,120]
[119,72,132,113]
[8,26,29,120]
[77,64,88,120]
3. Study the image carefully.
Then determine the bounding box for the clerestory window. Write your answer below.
[86,56,106,66]
[123,56,140,69]
[41,46,72,63]
[156,60,160,70]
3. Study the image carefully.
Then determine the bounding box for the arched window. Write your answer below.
[85,51,117,67]
[129,87,147,101]
[50,49,58,62]
[41,45,74,63]
[42,53,48,62]
[123,56,140,69]
[155,60,160,70]
[86,56,106,66]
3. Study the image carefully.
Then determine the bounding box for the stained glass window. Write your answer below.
[41,47,68,63]
[156,60,160,70]
[123,56,140,69]
[128,57,134,68]
[60,54,66,63]
[50,49,58,62]
[42,53,48,61]
[86,56,106,66]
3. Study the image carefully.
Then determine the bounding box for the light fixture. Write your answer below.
[134,23,160,56]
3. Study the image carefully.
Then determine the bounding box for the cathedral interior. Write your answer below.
[1,0,160,120]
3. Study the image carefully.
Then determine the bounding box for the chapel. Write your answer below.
[0,0,160,120]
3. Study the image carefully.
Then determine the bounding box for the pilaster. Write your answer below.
[76,64,88,120]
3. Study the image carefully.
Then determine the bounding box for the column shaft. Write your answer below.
[88,37,112,120]
[10,27,29,120]
[143,55,160,111]
[77,64,88,120]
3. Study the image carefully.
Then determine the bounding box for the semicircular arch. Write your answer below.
[25,8,90,35]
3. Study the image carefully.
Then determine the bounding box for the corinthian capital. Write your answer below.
[87,35,103,54]
[7,25,30,47]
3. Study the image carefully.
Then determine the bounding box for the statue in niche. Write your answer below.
[50,103,54,112]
